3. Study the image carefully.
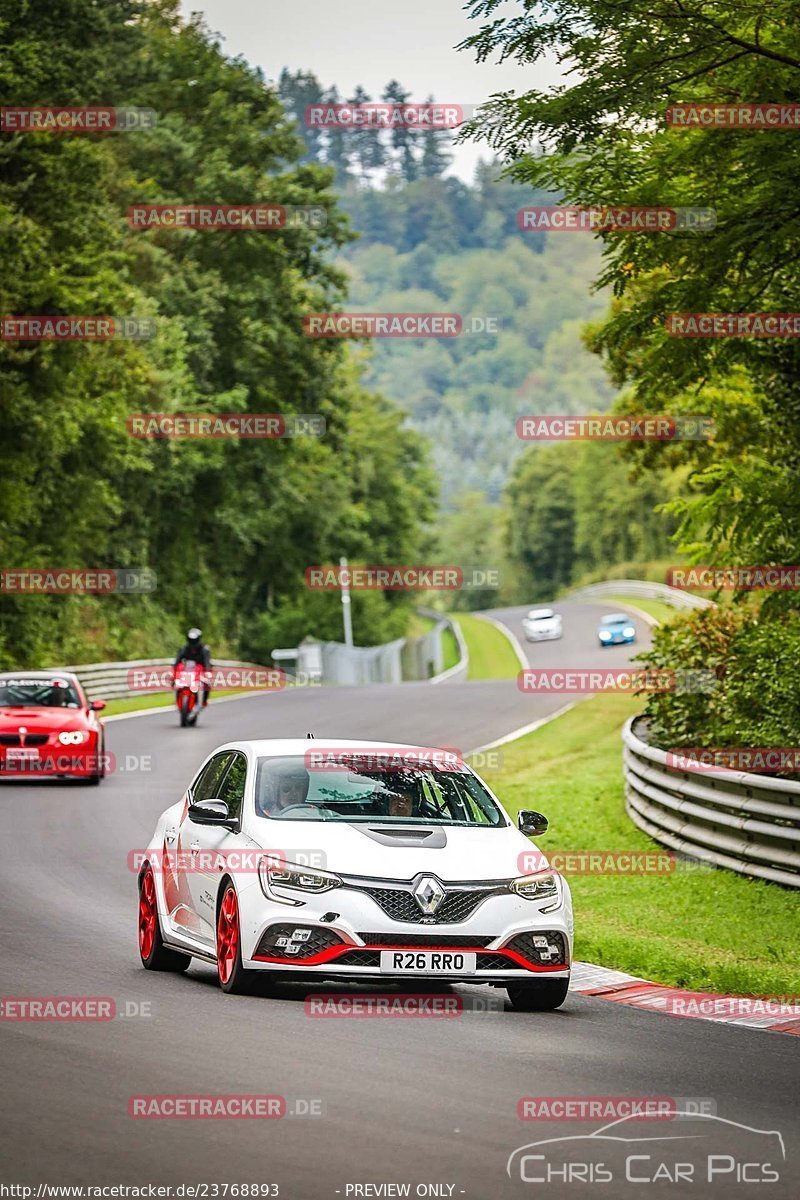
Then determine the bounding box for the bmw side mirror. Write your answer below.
[189,798,235,828]
[90,699,106,711]
[518,810,548,837]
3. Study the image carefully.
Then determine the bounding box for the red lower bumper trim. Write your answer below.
[252,943,567,972]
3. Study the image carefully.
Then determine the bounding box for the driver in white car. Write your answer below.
[259,765,311,816]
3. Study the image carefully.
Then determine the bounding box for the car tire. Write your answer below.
[85,735,105,785]
[506,978,570,1011]
[138,865,191,972]
[216,881,252,994]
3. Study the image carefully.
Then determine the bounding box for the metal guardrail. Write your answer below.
[417,608,468,684]
[568,579,714,610]
[623,715,800,888]
[60,658,268,701]
[61,612,468,698]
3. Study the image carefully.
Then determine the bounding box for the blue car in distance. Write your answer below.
[597,612,636,647]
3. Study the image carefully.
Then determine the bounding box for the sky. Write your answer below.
[178,0,561,181]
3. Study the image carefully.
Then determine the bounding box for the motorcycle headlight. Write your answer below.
[258,857,342,905]
[510,871,563,911]
[58,730,90,745]
[623,626,635,637]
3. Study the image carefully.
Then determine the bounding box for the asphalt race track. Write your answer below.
[1,601,797,1197]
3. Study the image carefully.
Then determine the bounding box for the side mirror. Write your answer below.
[189,798,235,828]
[90,699,106,711]
[518,810,548,837]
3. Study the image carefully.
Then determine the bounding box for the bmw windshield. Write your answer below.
[0,677,82,707]
[254,753,506,826]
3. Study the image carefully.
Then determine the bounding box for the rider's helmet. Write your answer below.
[187,627,202,645]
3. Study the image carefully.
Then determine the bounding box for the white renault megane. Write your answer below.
[136,739,573,1010]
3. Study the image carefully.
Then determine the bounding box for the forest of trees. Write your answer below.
[279,69,618,505]
[0,18,687,668]
[0,0,435,666]
[461,0,800,747]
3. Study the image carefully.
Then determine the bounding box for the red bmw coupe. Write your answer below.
[0,672,107,784]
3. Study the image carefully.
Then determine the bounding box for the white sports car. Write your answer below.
[137,739,573,1010]
[522,608,563,642]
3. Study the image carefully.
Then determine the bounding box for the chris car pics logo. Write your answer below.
[508,1113,785,1186]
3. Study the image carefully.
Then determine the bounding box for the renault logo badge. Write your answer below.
[413,875,445,915]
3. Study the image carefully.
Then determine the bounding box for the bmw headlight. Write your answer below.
[58,730,90,745]
[510,871,563,911]
[623,626,635,638]
[599,630,612,641]
[258,857,342,905]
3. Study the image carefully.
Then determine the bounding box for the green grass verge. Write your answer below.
[103,688,254,717]
[478,692,800,995]
[103,692,174,716]
[441,626,460,672]
[599,594,681,626]
[453,613,520,681]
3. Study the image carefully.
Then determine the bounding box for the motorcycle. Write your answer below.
[173,660,209,727]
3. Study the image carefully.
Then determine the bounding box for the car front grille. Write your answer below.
[253,924,344,960]
[351,882,505,924]
[476,953,513,971]
[336,950,381,967]
[357,933,494,948]
[0,734,49,747]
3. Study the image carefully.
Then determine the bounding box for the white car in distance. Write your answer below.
[522,608,563,642]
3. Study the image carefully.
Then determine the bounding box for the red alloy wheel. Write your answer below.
[138,867,157,960]
[217,886,239,985]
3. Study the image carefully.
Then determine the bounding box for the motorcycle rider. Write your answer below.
[172,627,212,707]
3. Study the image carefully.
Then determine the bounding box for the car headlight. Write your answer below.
[258,857,342,905]
[623,626,635,637]
[58,730,90,745]
[599,630,612,640]
[510,871,563,911]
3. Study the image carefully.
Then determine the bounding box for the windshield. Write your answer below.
[254,754,506,826]
[0,677,82,707]
[528,609,555,621]
[601,614,629,625]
